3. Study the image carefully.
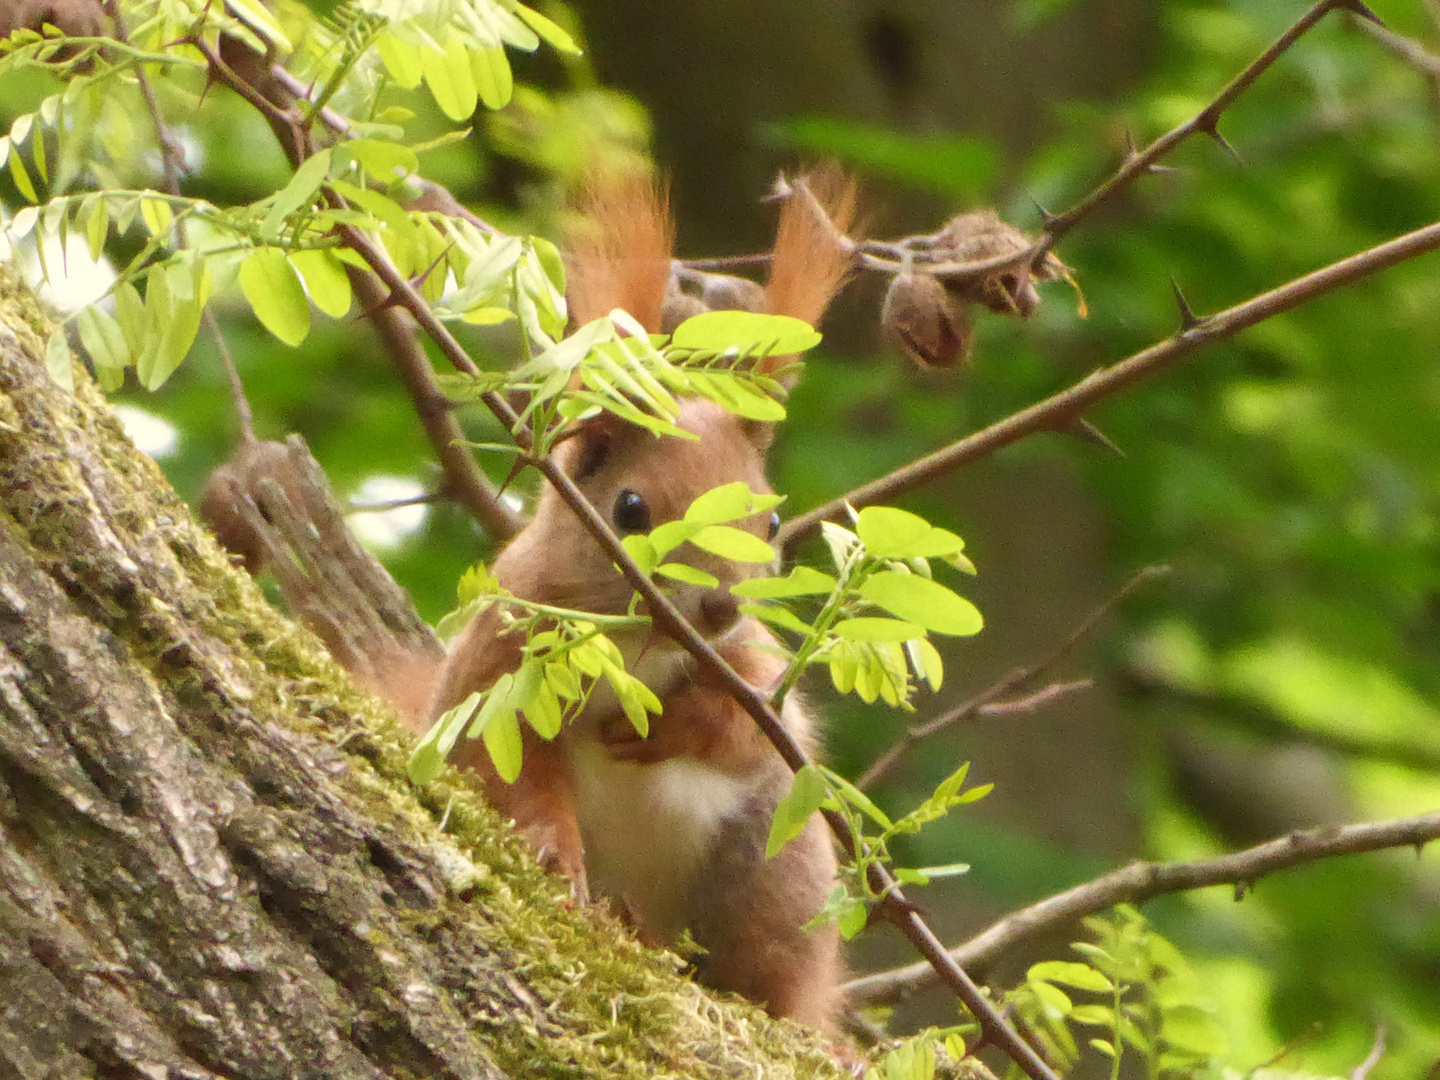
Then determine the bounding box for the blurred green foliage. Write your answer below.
[2,1,1438,1077]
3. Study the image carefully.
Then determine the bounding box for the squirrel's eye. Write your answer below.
[612,489,651,535]
[768,511,782,540]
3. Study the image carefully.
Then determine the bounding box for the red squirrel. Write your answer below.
[387,169,857,1030]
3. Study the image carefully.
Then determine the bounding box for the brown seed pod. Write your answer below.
[881,271,973,369]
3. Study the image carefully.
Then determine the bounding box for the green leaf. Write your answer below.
[290,249,352,318]
[83,195,108,260]
[524,681,563,740]
[832,617,925,642]
[1088,1039,1117,1060]
[621,532,658,575]
[9,151,37,202]
[1030,980,1073,1016]
[142,294,201,390]
[238,248,310,347]
[685,370,787,422]
[688,525,775,563]
[261,148,331,237]
[44,329,72,391]
[513,3,582,54]
[766,764,827,858]
[856,506,966,559]
[375,33,423,88]
[820,765,893,830]
[955,783,992,804]
[545,661,581,702]
[730,565,836,599]
[657,563,720,588]
[837,898,868,939]
[859,571,983,636]
[739,602,814,636]
[471,46,514,110]
[426,37,479,121]
[1068,1005,1115,1026]
[75,306,129,373]
[112,280,145,357]
[906,638,944,690]
[1029,961,1114,993]
[461,305,515,326]
[408,692,480,784]
[671,309,821,355]
[646,519,702,560]
[684,481,784,526]
[340,139,418,183]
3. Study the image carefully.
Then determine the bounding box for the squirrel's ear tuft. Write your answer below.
[763,163,857,332]
[566,170,674,333]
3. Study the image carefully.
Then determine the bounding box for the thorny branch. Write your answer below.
[778,217,1440,550]
[1351,13,1440,80]
[683,1,1378,294]
[844,810,1440,1005]
[857,565,1169,791]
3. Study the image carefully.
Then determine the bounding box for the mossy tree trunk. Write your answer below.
[0,269,842,1079]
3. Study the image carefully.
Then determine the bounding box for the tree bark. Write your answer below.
[0,266,842,1079]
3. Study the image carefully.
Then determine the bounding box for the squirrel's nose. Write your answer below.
[698,588,741,636]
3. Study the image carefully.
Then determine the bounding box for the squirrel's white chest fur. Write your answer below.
[568,743,749,943]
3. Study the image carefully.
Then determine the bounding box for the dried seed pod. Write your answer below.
[934,208,1043,315]
[881,271,973,369]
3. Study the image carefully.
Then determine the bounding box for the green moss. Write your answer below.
[0,266,847,1078]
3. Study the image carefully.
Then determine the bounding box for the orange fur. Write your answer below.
[763,164,857,330]
[566,171,674,333]
[367,168,865,1036]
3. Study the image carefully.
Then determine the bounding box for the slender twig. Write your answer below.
[1352,14,1440,78]
[1037,0,1377,257]
[977,680,1093,718]
[844,810,1440,1005]
[348,489,450,514]
[779,218,1440,550]
[857,565,1168,791]
[1352,1028,1387,1080]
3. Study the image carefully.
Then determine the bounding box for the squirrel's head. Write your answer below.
[519,399,777,641]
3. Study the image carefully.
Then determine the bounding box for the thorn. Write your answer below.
[1123,128,1138,161]
[1028,193,1057,227]
[1198,116,1244,164]
[1170,275,1202,331]
[1233,880,1252,901]
[496,456,528,499]
[355,286,405,323]
[1064,417,1124,457]
[1336,0,1385,26]
[1145,162,1180,176]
